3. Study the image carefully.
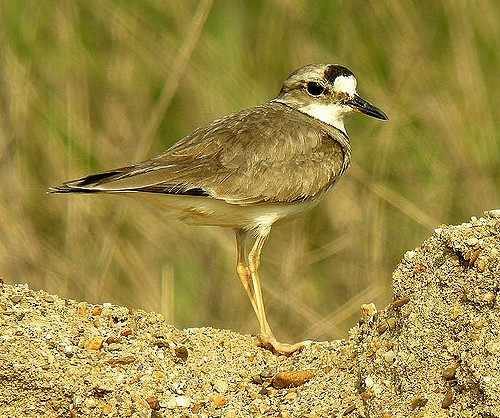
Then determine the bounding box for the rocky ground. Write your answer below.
[1,210,499,417]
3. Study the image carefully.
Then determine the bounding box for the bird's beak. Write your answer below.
[350,94,388,120]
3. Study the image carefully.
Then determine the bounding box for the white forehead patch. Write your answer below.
[333,75,357,95]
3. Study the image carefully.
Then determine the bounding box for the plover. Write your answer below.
[50,64,388,355]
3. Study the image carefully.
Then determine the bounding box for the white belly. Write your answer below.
[124,192,321,231]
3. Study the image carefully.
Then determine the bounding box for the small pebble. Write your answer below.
[252,374,263,385]
[146,396,159,410]
[106,336,121,344]
[483,291,495,303]
[213,380,228,394]
[260,367,277,379]
[391,297,410,309]
[466,237,479,247]
[10,295,22,304]
[387,317,397,330]
[376,322,388,334]
[166,395,191,409]
[64,345,74,356]
[485,339,500,353]
[210,394,227,408]
[442,364,458,380]
[360,303,377,322]
[272,369,316,389]
[383,350,396,363]
[364,376,383,395]
[106,343,122,352]
[411,396,427,410]
[441,388,454,408]
[174,345,189,362]
[101,404,112,414]
[404,250,416,261]
[87,337,105,351]
[106,355,135,365]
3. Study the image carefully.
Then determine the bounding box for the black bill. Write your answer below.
[350,94,388,120]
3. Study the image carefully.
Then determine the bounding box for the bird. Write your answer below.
[49,63,388,355]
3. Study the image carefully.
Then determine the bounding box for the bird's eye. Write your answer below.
[306,81,325,96]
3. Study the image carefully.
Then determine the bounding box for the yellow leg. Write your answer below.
[247,228,273,339]
[241,227,308,356]
[235,229,259,316]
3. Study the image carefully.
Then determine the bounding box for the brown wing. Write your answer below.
[51,102,351,204]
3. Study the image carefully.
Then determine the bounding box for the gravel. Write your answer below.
[1,210,499,417]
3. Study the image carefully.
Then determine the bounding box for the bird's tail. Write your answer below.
[47,170,126,194]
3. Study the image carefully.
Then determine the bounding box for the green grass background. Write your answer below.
[0,1,498,343]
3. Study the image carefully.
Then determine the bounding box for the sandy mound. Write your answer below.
[1,210,499,417]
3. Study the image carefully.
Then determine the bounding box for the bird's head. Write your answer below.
[274,63,388,133]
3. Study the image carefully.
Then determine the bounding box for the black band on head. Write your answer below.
[324,65,354,83]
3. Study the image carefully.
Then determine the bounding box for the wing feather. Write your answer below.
[50,102,351,204]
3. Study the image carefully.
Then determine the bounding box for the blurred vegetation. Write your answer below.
[0,0,498,342]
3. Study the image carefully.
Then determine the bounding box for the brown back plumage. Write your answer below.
[51,101,350,206]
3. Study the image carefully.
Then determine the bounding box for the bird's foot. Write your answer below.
[255,334,311,356]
